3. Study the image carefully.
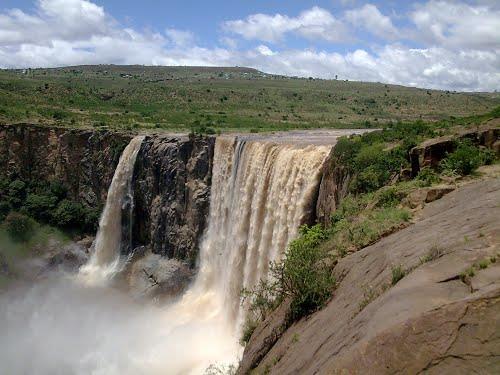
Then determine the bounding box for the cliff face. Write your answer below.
[0,124,215,265]
[132,135,214,263]
[315,149,351,226]
[0,124,132,208]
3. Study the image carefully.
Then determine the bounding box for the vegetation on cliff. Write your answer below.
[0,176,100,236]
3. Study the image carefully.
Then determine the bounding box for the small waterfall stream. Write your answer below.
[79,135,144,284]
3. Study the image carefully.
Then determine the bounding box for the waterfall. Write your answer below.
[197,137,331,328]
[158,136,331,372]
[79,135,144,284]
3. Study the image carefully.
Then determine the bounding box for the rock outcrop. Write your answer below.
[240,179,500,374]
[132,135,214,263]
[410,124,499,176]
[127,251,194,302]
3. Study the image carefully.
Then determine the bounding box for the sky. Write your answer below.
[0,0,499,91]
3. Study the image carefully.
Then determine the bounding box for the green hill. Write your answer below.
[1,65,498,132]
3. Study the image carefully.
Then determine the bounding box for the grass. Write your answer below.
[420,244,446,264]
[1,65,499,132]
[391,265,406,285]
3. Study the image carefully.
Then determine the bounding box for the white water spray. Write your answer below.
[79,135,144,284]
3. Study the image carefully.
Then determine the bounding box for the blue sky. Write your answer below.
[0,0,499,91]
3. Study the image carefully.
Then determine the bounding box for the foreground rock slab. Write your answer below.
[241,179,500,374]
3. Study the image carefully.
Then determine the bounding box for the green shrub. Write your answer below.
[52,200,84,228]
[342,143,408,193]
[240,319,258,346]
[243,225,334,322]
[0,201,11,222]
[83,207,101,232]
[7,180,27,208]
[23,193,58,222]
[2,212,36,242]
[375,186,405,208]
[242,279,280,321]
[278,225,334,319]
[440,140,495,176]
[49,181,68,200]
[330,195,365,225]
[416,167,440,186]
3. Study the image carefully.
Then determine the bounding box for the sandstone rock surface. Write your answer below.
[241,179,500,374]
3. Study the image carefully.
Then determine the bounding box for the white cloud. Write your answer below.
[165,29,195,47]
[256,45,275,56]
[219,37,237,49]
[0,0,110,46]
[410,0,500,50]
[0,0,498,92]
[223,7,349,43]
[345,4,398,39]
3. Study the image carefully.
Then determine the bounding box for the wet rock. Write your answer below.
[132,135,214,263]
[45,243,89,272]
[127,251,194,301]
[76,236,95,254]
[316,150,352,226]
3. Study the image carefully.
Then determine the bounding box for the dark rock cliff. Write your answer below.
[132,135,214,264]
[0,124,132,208]
[315,148,351,227]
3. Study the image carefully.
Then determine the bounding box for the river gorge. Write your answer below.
[0,125,366,374]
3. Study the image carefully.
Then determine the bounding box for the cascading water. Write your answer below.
[192,137,331,329]
[79,135,144,284]
[156,136,332,371]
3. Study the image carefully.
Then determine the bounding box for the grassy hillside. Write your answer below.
[0,65,499,132]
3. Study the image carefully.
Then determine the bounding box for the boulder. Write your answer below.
[410,126,499,177]
[403,185,455,209]
[127,251,194,302]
